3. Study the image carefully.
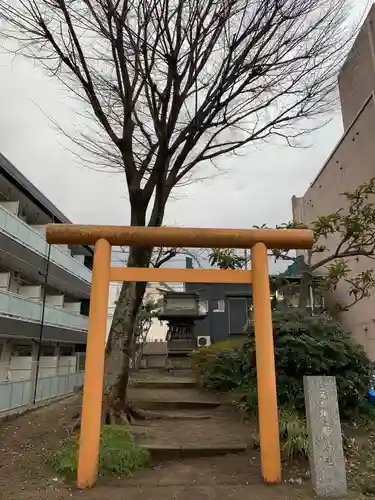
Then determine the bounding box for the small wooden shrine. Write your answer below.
[156,291,207,355]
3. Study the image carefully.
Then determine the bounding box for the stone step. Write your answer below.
[132,409,212,421]
[168,368,194,377]
[142,443,249,460]
[132,379,196,389]
[167,356,192,366]
[133,399,221,411]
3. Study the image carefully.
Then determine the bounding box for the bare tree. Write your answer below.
[0,0,360,422]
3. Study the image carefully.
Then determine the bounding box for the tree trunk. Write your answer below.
[68,193,169,429]
[104,245,152,400]
[100,193,167,423]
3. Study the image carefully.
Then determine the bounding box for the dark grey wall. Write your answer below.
[186,282,252,343]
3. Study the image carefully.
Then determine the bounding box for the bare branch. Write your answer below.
[0,0,358,215]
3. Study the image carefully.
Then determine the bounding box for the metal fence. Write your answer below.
[2,356,85,382]
[0,370,84,416]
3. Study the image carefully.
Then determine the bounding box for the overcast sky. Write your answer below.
[0,1,371,275]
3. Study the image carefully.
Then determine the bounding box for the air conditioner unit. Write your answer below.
[197,336,211,348]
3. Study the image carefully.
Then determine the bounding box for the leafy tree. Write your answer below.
[209,178,375,313]
[0,0,358,421]
[209,249,247,270]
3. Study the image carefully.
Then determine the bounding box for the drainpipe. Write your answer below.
[309,285,315,316]
[33,243,51,405]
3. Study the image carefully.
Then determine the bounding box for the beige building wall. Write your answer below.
[292,5,375,360]
[106,281,169,341]
[143,282,168,342]
[292,94,375,359]
[338,5,375,130]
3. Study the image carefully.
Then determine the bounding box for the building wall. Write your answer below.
[143,282,168,341]
[106,282,120,338]
[185,283,252,344]
[0,339,78,381]
[292,94,375,359]
[338,6,375,130]
[106,281,169,341]
[0,153,90,379]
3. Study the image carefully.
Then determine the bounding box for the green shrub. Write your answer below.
[269,309,371,417]
[49,425,150,479]
[198,309,372,418]
[190,339,246,383]
[198,348,249,391]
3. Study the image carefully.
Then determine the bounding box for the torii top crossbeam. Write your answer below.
[46,224,313,250]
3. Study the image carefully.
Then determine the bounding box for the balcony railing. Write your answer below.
[0,204,91,283]
[0,290,88,331]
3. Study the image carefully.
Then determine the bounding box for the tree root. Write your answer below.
[67,412,82,435]
[67,400,207,434]
[66,400,164,434]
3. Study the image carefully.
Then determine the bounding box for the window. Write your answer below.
[60,345,74,356]
[228,297,252,334]
[213,300,225,312]
[41,345,55,356]
[12,344,32,357]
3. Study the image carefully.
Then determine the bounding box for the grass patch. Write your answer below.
[49,424,150,479]
[251,408,309,459]
[278,408,309,459]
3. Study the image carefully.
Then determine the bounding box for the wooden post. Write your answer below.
[251,242,281,483]
[77,238,111,489]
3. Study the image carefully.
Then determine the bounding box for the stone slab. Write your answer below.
[132,380,196,389]
[303,375,347,497]
[143,443,248,460]
[168,369,194,377]
[134,399,221,411]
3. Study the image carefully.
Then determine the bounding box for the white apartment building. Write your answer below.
[0,152,91,412]
[107,281,174,341]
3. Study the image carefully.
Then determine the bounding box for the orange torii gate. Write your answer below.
[46,224,313,489]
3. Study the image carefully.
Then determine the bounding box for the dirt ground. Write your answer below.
[0,394,318,500]
[0,389,366,500]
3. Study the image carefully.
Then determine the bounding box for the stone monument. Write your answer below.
[303,375,347,497]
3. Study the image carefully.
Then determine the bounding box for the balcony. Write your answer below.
[0,289,88,331]
[0,203,91,284]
